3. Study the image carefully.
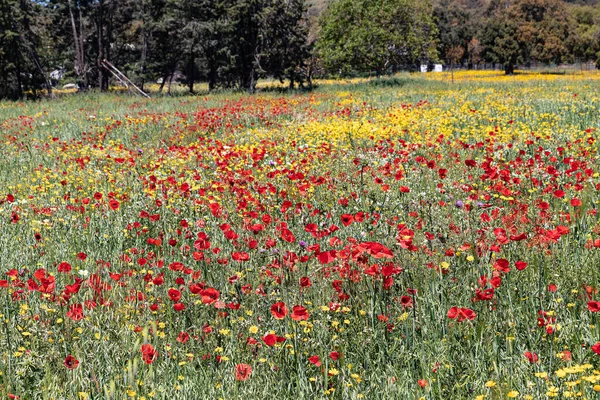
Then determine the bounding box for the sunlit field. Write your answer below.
[2,71,600,399]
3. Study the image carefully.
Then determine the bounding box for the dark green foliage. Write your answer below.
[316,0,438,76]
[1,0,600,98]
[482,0,575,74]
[0,0,47,99]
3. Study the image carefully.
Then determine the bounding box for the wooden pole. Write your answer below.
[101,59,150,98]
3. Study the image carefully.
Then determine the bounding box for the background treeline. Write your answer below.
[1,0,599,99]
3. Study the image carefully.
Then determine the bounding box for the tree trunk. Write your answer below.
[97,0,104,90]
[68,0,82,81]
[188,51,194,94]
[208,58,217,92]
[167,71,173,95]
[104,2,113,91]
[504,63,514,75]
[248,66,256,94]
[15,49,23,100]
[158,73,167,93]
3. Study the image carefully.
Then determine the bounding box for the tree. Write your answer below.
[433,0,486,67]
[260,0,310,88]
[482,0,575,74]
[568,4,600,63]
[316,0,438,76]
[0,0,48,99]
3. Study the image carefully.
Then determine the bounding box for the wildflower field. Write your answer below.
[3,71,600,399]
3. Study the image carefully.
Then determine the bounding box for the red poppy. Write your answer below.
[317,250,337,264]
[176,331,190,343]
[400,296,413,308]
[141,344,157,364]
[57,262,72,273]
[341,214,354,227]
[64,355,80,369]
[66,304,84,321]
[493,258,510,273]
[168,262,185,272]
[270,302,288,319]
[588,301,600,312]
[524,351,538,363]
[291,305,309,321]
[418,379,428,388]
[232,251,250,261]
[262,333,285,347]
[329,351,341,361]
[280,228,296,243]
[108,199,120,210]
[199,288,220,304]
[308,355,321,367]
[447,307,476,322]
[299,276,311,288]
[359,242,394,259]
[168,288,182,302]
[591,343,600,355]
[515,261,527,271]
[235,363,252,381]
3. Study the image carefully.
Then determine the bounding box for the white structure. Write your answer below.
[421,64,444,72]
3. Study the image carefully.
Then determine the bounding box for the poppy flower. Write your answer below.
[64,355,79,369]
[359,242,394,259]
[168,288,182,302]
[141,344,157,364]
[341,214,354,227]
[418,379,428,388]
[400,296,413,308]
[199,288,220,304]
[591,343,600,355]
[588,301,600,312]
[108,199,120,210]
[493,258,510,273]
[515,261,527,271]
[329,351,341,361]
[57,262,72,273]
[524,351,538,363]
[308,355,321,367]
[66,304,84,321]
[299,276,311,288]
[235,363,252,381]
[280,228,296,243]
[291,305,309,321]
[447,307,476,322]
[176,331,190,343]
[270,302,288,319]
[262,333,285,347]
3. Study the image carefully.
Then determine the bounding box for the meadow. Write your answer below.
[2,71,600,399]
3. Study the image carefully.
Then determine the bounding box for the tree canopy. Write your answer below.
[0,0,599,98]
